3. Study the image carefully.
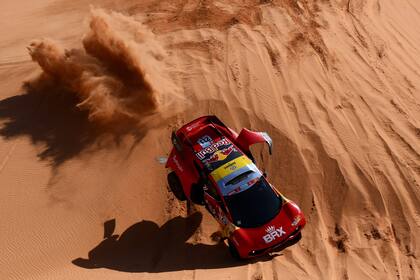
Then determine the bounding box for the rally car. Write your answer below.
[165,115,306,259]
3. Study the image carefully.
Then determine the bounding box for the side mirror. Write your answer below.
[261,132,273,155]
[171,131,183,152]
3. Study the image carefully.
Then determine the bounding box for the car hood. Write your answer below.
[232,200,305,251]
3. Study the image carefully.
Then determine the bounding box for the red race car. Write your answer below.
[165,116,306,259]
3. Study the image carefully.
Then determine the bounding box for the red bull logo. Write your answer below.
[196,138,230,160]
[207,145,234,163]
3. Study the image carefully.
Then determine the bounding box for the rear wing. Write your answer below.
[173,115,233,151]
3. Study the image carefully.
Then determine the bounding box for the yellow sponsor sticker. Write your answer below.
[210,155,252,182]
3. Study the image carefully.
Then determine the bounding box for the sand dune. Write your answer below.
[0,0,419,279]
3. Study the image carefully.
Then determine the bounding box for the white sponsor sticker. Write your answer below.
[173,155,183,172]
[262,226,286,244]
[291,216,301,227]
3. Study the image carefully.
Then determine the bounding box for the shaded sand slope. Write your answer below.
[0,0,419,279]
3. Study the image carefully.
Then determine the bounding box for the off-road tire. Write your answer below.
[272,232,302,253]
[190,183,205,205]
[288,232,302,246]
[167,171,186,201]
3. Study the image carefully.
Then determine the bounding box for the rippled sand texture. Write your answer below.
[0,1,419,279]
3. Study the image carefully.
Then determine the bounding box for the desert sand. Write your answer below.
[0,0,419,279]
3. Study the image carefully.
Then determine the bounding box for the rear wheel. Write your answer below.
[228,239,242,260]
[190,183,205,205]
[167,172,186,201]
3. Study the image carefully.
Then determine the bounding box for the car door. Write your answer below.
[235,128,272,155]
[204,185,229,226]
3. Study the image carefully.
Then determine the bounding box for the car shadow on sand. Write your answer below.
[72,212,276,272]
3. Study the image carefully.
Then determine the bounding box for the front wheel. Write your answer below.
[288,232,302,246]
[167,171,186,201]
[272,232,302,253]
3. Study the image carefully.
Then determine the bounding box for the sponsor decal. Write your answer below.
[206,196,228,225]
[197,135,213,148]
[291,215,301,227]
[227,187,242,195]
[224,161,237,170]
[196,138,231,160]
[173,155,183,172]
[262,225,286,244]
[206,145,235,163]
[186,123,199,132]
[247,178,259,186]
[210,156,252,182]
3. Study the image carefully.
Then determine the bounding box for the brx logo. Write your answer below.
[262,225,286,244]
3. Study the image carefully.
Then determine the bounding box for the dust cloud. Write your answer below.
[27,8,171,123]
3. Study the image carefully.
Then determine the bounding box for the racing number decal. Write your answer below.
[197,135,213,148]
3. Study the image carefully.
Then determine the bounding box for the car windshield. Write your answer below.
[223,177,282,228]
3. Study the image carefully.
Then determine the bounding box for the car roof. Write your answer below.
[178,117,263,196]
[190,127,244,171]
[187,127,262,196]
